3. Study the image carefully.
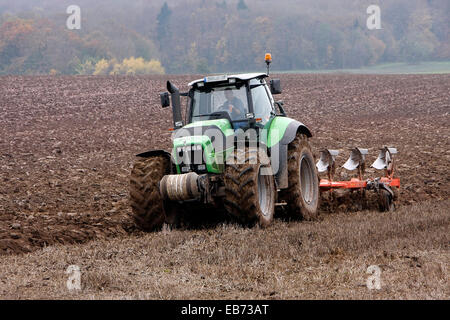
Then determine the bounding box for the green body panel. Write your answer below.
[265,116,296,148]
[173,135,219,173]
[184,119,234,135]
[172,119,235,174]
[172,117,296,174]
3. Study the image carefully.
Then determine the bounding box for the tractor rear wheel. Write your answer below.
[129,156,170,231]
[280,133,319,220]
[224,148,275,227]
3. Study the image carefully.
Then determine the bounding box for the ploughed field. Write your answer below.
[0,74,448,299]
[0,74,448,254]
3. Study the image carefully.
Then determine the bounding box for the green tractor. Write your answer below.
[129,54,319,230]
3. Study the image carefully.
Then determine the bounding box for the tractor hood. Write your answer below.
[173,119,235,147]
[173,119,235,149]
[172,119,236,173]
[182,119,234,134]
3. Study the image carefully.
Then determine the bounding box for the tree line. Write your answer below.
[0,0,448,75]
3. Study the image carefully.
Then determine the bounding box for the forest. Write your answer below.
[0,0,448,75]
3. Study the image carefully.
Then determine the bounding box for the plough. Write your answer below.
[317,147,400,211]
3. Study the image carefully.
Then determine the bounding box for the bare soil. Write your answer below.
[0,74,448,299]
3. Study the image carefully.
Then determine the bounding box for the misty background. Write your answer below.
[0,0,448,75]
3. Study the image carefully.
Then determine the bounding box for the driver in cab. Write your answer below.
[218,88,246,121]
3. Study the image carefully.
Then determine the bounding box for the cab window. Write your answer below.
[250,80,274,125]
[190,85,249,123]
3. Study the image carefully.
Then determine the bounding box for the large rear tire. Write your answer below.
[279,133,319,220]
[129,156,170,231]
[224,148,275,227]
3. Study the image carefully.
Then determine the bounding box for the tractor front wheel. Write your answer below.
[224,148,275,227]
[280,133,319,220]
[129,156,170,231]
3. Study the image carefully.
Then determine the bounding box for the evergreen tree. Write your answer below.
[157,2,172,44]
[216,1,227,9]
[237,0,248,10]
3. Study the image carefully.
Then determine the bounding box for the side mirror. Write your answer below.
[270,79,282,94]
[160,92,170,108]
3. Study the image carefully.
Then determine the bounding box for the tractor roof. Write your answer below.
[188,72,267,87]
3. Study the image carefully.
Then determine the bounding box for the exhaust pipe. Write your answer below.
[167,81,183,129]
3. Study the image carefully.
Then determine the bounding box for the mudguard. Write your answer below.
[136,149,172,162]
[268,119,312,189]
[280,120,312,143]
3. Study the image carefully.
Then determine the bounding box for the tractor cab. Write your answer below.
[160,72,283,132]
[187,73,282,130]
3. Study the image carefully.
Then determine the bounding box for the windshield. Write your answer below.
[191,85,248,123]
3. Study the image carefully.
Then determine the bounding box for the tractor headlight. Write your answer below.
[177,145,202,153]
[177,145,204,169]
[181,166,190,173]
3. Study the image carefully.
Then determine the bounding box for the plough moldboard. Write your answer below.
[316,147,400,212]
